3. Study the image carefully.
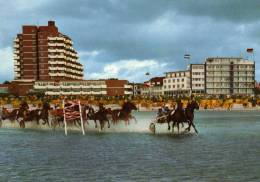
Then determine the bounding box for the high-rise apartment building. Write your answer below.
[13,21,83,81]
[205,57,255,95]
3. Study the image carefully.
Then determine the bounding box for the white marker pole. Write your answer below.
[63,100,68,136]
[79,100,85,135]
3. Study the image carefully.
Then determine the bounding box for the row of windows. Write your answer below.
[192,78,203,81]
[164,84,185,89]
[166,72,189,78]
[192,72,204,75]
[192,84,204,87]
[207,65,253,69]
[164,78,185,83]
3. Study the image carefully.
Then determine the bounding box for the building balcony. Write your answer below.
[49,73,66,77]
[124,91,133,95]
[49,67,66,71]
[48,61,66,65]
[13,44,19,48]
[13,50,19,54]
[46,91,61,95]
[81,91,91,95]
[124,85,133,89]
[48,55,66,59]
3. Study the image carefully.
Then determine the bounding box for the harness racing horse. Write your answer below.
[149,109,172,134]
[1,102,29,128]
[111,101,137,125]
[20,101,52,128]
[84,105,111,130]
[185,100,199,133]
[167,100,199,134]
[39,101,51,127]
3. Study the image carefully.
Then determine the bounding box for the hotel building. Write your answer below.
[163,70,191,97]
[190,64,205,94]
[13,21,83,81]
[205,57,255,95]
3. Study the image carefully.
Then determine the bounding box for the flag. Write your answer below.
[64,102,81,121]
[184,54,191,59]
[247,48,254,53]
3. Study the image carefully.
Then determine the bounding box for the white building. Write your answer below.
[163,70,191,97]
[205,57,255,96]
[141,77,164,97]
[34,80,107,96]
[190,64,205,94]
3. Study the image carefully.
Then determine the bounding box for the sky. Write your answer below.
[0,0,260,83]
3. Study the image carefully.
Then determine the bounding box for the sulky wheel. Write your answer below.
[149,122,156,134]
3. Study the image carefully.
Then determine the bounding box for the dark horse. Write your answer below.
[185,100,199,133]
[168,100,199,133]
[20,101,51,128]
[1,101,29,128]
[111,101,137,125]
[83,104,111,130]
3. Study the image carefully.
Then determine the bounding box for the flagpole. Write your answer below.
[63,99,68,136]
[78,100,85,135]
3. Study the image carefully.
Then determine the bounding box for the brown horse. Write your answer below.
[168,100,199,133]
[110,101,137,125]
[83,105,111,130]
[1,103,29,128]
[185,100,199,133]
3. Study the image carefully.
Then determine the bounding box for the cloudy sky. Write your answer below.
[0,0,260,82]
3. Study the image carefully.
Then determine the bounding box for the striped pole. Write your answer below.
[78,100,85,135]
[63,100,68,136]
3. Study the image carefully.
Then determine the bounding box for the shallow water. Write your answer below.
[0,111,260,181]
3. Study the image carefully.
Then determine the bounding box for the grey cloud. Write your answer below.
[0,0,259,82]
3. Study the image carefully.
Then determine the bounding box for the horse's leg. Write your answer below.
[167,121,171,131]
[100,120,104,130]
[172,121,175,133]
[177,122,180,134]
[94,119,97,128]
[185,120,191,131]
[132,116,137,123]
[107,119,110,128]
[20,120,25,128]
[190,121,198,134]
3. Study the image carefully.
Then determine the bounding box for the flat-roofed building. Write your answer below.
[33,79,132,96]
[141,77,164,97]
[205,57,255,96]
[163,70,190,97]
[13,21,83,81]
[190,64,205,94]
